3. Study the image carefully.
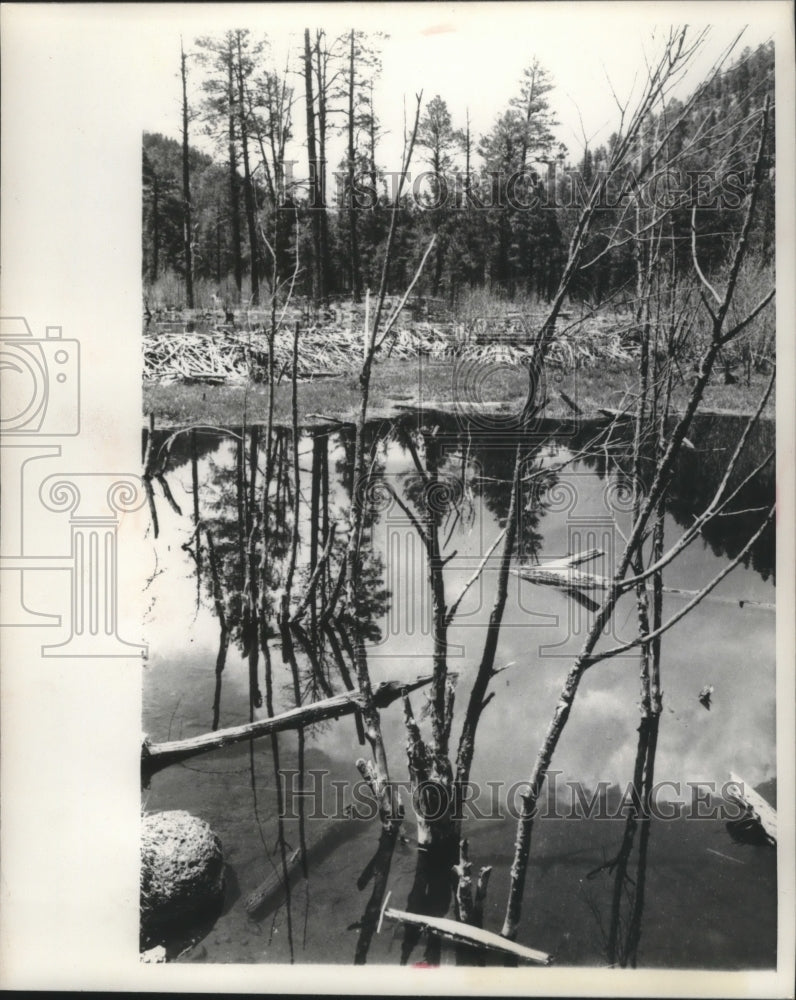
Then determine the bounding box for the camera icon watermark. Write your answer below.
[0,315,146,657]
[0,317,80,435]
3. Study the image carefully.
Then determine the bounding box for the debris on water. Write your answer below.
[140,944,167,963]
[726,814,773,846]
[698,685,714,710]
[706,847,744,864]
[725,772,777,847]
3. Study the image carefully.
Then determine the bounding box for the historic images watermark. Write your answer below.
[0,316,146,656]
[277,769,753,824]
[283,162,750,212]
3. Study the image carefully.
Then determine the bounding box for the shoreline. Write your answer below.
[143,360,775,430]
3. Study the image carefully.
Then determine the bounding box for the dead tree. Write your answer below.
[303,28,324,304]
[343,92,433,829]
[501,72,774,941]
[180,38,194,308]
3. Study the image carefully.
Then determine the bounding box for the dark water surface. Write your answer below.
[141,411,776,967]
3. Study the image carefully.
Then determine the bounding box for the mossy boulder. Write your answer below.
[141,810,224,938]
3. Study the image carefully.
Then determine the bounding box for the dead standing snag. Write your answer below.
[342,92,435,829]
[501,74,773,941]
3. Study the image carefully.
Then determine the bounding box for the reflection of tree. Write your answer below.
[352,826,401,965]
[566,413,775,582]
[361,415,560,856]
[399,841,458,966]
[147,399,774,958]
[199,430,287,654]
[582,712,660,967]
[666,414,774,581]
[159,420,399,958]
[184,426,391,680]
[146,425,226,470]
[394,416,558,570]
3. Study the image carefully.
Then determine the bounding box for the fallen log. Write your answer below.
[598,406,631,420]
[542,547,602,568]
[142,675,432,781]
[512,550,774,611]
[245,813,354,917]
[727,772,777,845]
[245,848,302,917]
[379,893,551,965]
[512,565,610,589]
[512,548,611,591]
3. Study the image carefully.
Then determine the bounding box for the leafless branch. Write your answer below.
[690,205,722,306]
[588,503,774,665]
[445,527,507,626]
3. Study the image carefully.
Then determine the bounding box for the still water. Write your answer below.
[141,410,775,967]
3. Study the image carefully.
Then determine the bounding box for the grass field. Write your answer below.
[143,357,774,429]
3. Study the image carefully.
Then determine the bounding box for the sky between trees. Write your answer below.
[138,3,776,181]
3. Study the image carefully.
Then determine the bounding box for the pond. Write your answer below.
[141,409,776,968]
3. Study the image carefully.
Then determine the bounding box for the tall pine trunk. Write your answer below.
[368,80,378,207]
[227,57,243,298]
[150,173,159,282]
[303,29,323,305]
[314,32,331,300]
[348,31,362,300]
[235,33,259,305]
[214,200,222,284]
[180,40,194,308]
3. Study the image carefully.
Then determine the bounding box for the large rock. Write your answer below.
[141,810,224,936]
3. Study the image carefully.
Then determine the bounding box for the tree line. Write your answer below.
[142,30,774,309]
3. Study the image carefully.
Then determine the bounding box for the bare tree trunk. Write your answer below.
[348,30,363,301]
[235,34,259,305]
[227,57,242,297]
[314,31,331,301]
[368,80,378,207]
[214,200,222,283]
[501,93,773,942]
[304,28,323,305]
[343,94,426,829]
[464,109,471,202]
[180,39,194,308]
[151,174,159,282]
[190,428,201,603]
[455,443,521,793]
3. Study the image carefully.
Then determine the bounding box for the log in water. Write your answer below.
[245,816,353,917]
[142,675,432,781]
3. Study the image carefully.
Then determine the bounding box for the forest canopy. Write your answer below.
[142,32,774,310]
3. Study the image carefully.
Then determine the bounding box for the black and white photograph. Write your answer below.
[1,2,794,994]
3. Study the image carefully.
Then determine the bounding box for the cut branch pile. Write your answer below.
[144,329,259,384]
[143,320,457,384]
[143,303,638,385]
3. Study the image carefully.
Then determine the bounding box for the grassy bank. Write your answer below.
[143,358,774,429]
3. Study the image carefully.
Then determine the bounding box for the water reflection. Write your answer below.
[142,410,775,966]
[580,710,661,968]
